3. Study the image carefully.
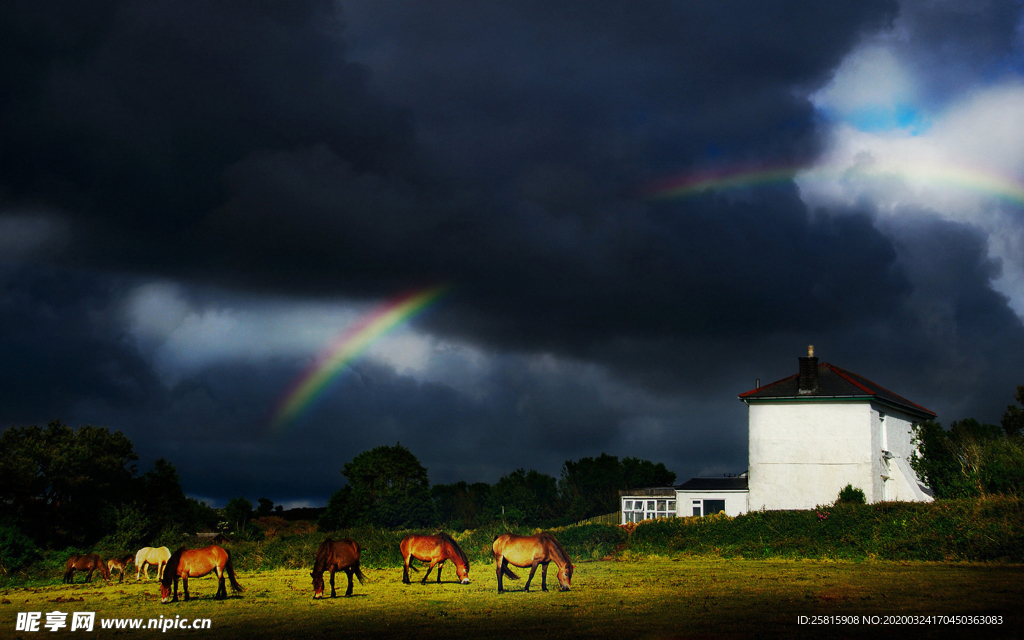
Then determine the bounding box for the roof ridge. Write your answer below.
[822,362,875,395]
[826,363,935,416]
[738,372,797,398]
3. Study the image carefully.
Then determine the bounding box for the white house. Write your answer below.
[621,346,935,523]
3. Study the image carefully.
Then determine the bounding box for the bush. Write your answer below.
[0,522,40,574]
[837,484,866,504]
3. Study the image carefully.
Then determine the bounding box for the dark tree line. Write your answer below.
[0,421,218,555]
[911,384,1024,498]
[319,445,676,530]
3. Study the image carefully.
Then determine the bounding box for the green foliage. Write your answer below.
[559,454,677,522]
[96,504,151,554]
[0,521,40,574]
[1001,384,1024,437]
[912,418,1024,498]
[225,497,254,531]
[257,497,275,517]
[320,444,436,529]
[621,457,677,490]
[485,468,562,524]
[0,421,139,546]
[626,497,1024,562]
[432,481,491,529]
[836,484,866,504]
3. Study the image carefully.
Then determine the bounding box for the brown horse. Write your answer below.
[492,533,573,593]
[63,554,111,584]
[106,555,134,583]
[135,546,172,581]
[160,545,243,603]
[400,533,470,585]
[311,538,366,598]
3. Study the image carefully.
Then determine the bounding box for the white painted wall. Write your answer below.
[872,406,933,502]
[748,401,874,510]
[676,490,748,517]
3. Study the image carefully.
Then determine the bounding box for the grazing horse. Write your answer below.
[160,545,243,603]
[400,533,470,585]
[311,538,365,598]
[135,546,172,581]
[106,555,134,583]
[492,533,573,594]
[63,554,111,584]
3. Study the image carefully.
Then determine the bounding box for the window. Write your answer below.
[703,500,725,515]
[622,497,677,523]
[691,499,726,517]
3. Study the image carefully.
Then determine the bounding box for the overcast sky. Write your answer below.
[3,0,1023,508]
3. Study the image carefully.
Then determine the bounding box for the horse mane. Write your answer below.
[541,534,573,569]
[161,547,186,587]
[438,532,469,567]
[313,538,333,572]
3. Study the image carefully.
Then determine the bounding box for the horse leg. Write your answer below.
[157,561,165,582]
[541,562,548,592]
[182,575,190,601]
[216,568,227,600]
[421,561,434,584]
[330,569,338,598]
[172,577,179,602]
[524,561,539,592]
[496,558,504,594]
[436,559,445,583]
[403,558,411,584]
[345,568,354,596]
[86,568,94,583]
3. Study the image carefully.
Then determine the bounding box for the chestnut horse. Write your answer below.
[492,533,573,593]
[401,533,470,585]
[106,555,134,583]
[135,546,171,581]
[160,545,243,603]
[311,538,366,598]
[63,554,111,584]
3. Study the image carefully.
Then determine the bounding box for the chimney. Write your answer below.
[798,345,818,393]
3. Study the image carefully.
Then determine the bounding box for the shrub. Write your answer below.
[836,484,866,504]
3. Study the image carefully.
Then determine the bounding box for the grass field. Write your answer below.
[3,558,1021,639]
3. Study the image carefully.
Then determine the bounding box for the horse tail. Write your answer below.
[352,560,366,585]
[501,564,520,580]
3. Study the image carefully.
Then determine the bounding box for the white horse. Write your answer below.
[134,546,172,581]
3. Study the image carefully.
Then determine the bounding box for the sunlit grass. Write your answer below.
[3,559,1021,638]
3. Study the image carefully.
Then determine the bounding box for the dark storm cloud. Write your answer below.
[895,0,1024,103]
[4,0,1024,505]
[1,1,899,337]
[0,265,162,424]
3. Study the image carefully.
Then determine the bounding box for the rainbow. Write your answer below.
[269,285,449,431]
[645,161,1024,208]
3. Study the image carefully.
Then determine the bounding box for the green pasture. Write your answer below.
[3,558,1021,639]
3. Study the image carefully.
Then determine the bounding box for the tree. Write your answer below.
[257,498,275,518]
[559,454,677,521]
[559,453,625,520]
[621,457,677,490]
[138,458,192,537]
[320,444,435,529]
[224,497,254,533]
[432,481,491,529]
[0,421,138,546]
[1002,384,1024,438]
[486,468,561,524]
[911,416,1024,498]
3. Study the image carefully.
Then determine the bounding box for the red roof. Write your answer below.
[739,362,935,418]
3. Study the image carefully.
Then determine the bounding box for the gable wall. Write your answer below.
[748,401,873,510]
